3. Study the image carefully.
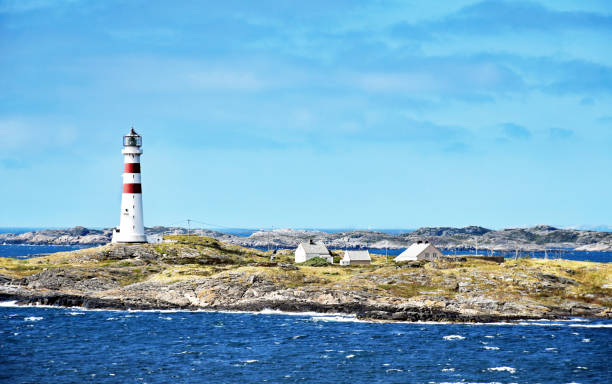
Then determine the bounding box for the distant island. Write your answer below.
[2,225,611,251]
[1,235,610,322]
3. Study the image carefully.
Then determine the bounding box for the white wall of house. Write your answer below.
[295,245,308,263]
[294,243,332,263]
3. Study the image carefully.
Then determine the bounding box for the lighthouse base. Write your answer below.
[111,228,147,244]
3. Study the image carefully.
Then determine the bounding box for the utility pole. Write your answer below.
[187,219,191,237]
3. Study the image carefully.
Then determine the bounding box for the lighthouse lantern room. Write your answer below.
[112,128,147,243]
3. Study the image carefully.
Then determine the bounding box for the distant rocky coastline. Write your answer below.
[2,225,611,252]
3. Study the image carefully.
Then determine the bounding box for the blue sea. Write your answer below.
[368,248,612,263]
[0,304,610,383]
[0,245,94,259]
[1,238,611,383]
[1,244,611,263]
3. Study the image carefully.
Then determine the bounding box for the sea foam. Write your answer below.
[488,366,516,374]
[443,335,465,340]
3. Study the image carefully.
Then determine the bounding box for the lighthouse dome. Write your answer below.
[123,127,142,147]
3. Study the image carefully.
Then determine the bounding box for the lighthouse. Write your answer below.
[112,128,147,243]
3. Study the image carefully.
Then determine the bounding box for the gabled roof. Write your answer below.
[298,242,329,255]
[344,250,371,261]
[398,242,436,258]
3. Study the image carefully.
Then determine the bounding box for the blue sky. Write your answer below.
[1,0,611,229]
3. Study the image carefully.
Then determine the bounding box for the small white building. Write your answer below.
[146,234,163,244]
[295,240,332,263]
[340,250,371,266]
[394,241,444,262]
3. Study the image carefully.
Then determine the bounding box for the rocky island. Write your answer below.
[1,235,610,322]
[2,225,611,251]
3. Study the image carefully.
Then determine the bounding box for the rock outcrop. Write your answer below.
[1,236,610,322]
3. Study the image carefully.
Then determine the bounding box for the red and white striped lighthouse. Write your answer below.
[112,128,147,243]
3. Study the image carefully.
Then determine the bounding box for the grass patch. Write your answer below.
[378,283,435,298]
[300,257,331,267]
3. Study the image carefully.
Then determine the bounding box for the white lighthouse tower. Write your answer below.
[112,128,147,243]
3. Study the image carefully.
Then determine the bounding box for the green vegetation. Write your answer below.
[301,257,331,267]
[0,235,610,311]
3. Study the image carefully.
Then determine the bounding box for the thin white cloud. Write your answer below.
[0,118,78,152]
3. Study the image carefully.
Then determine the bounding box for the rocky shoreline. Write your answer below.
[0,289,560,323]
[1,236,610,322]
[2,225,612,251]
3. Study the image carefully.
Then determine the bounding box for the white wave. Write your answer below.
[68,312,85,316]
[443,335,465,341]
[24,316,43,321]
[106,317,118,321]
[345,354,355,359]
[441,368,455,372]
[437,382,504,384]
[158,316,173,320]
[484,335,495,338]
[3,300,610,329]
[258,308,344,317]
[582,338,591,342]
[240,360,258,364]
[483,346,500,350]
[309,315,364,323]
[518,322,564,327]
[488,366,516,374]
[545,347,557,351]
[385,368,403,373]
[0,301,87,310]
[576,366,588,370]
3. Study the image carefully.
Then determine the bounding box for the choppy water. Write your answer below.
[0,304,610,383]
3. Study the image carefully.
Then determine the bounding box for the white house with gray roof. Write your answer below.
[394,241,443,262]
[340,250,371,266]
[295,240,332,263]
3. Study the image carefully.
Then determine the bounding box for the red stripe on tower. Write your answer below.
[123,183,142,193]
[124,163,141,173]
